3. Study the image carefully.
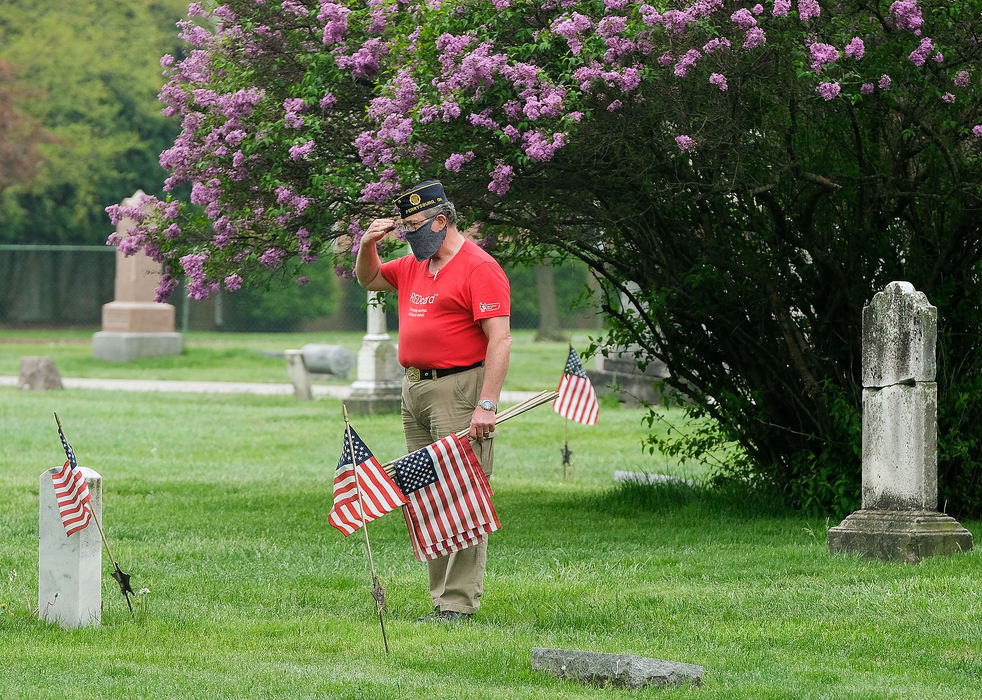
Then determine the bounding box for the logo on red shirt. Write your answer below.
[479,302,501,313]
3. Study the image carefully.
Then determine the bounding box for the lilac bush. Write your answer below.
[112,0,982,513]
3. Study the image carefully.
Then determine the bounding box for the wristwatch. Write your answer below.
[477,399,496,412]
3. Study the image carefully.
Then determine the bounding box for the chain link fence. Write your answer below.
[0,245,600,332]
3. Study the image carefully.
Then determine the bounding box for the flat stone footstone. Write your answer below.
[531,648,703,689]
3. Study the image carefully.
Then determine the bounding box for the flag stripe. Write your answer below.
[51,458,93,537]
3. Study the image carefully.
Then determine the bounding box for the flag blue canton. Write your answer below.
[58,427,77,469]
[564,348,587,378]
[338,427,374,471]
[393,447,439,495]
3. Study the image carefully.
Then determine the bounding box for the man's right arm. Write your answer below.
[356,218,397,292]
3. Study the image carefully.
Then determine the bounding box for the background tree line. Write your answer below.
[0,0,189,244]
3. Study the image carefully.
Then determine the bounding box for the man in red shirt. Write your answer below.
[356,180,511,621]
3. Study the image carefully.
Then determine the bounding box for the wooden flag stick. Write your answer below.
[342,403,390,654]
[53,413,134,616]
[381,390,559,476]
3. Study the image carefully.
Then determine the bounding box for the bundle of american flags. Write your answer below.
[391,434,499,562]
[53,422,93,537]
[328,425,500,562]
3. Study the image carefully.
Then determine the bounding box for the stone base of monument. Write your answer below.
[345,383,402,415]
[531,648,703,689]
[828,509,973,563]
[92,331,183,362]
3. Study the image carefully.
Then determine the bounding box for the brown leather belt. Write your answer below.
[406,361,483,381]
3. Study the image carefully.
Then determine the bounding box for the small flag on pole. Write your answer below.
[329,426,406,536]
[553,346,599,425]
[53,424,92,537]
[393,434,500,562]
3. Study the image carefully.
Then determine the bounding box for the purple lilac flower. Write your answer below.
[816,82,841,100]
[703,38,731,54]
[224,274,242,291]
[879,74,892,90]
[658,51,674,67]
[889,1,923,32]
[674,49,702,77]
[289,141,315,161]
[773,0,791,16]
[639,4,661,26]
[844,38,865,60]
[445,151,475,172]
[809,43,839,73]
[709,73,728,91]
[860,83,874,95]
[320,92,337,109]
[675,135,696,152]
[155,275,179,303]
[954,71,971,88]
[798,0,821,21]
[973,125,982,137]
[488,163,514,195]
[743,27,766,50]
[909,37,934,67]
[259,248,286,267]
[942,92,955,104]
[731,8,757,30]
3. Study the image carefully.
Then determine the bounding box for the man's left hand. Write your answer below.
[470,406,496,442]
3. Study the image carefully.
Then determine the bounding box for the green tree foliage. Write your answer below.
[0,59,48,194]
[112,1,982,515]
[0,0,190,243]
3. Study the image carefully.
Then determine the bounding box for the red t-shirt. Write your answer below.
[379,239,510,369]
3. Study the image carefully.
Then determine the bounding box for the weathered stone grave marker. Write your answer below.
[38,467,102,627]
[828,281,973,562]
[532,648,703,689]
[18,356,63,391]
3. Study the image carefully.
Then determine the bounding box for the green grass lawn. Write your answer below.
[0,386,979,698]
[0,328,597,392]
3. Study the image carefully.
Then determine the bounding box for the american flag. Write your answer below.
[553,346,599,425]
[393,434,500,562]
[329,425,406,537]
[53,424,93,537]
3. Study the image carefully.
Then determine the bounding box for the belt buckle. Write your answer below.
[407,367,421,382]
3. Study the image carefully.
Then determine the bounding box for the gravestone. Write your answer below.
[346,291,402,414]
[531,648,703,689]
[92,191,183,361]
[38,467,102,627]
[828,282,973,562]
[17,356,63,391]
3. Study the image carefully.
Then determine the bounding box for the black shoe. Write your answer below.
[416,606,473,622]
[416,606,441,622]
[437,610,473,621]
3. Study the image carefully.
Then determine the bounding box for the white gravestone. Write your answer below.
[38,467,102,627]
[828,282,972,562]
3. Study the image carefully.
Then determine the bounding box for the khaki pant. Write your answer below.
[402,366,492,614]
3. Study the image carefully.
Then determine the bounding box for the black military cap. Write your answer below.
[394,180,448,218]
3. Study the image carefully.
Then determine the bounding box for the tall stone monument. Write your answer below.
[92,191,183,361]
[346,291,402,414]
[828,282,973,562]
[39,467,102,627]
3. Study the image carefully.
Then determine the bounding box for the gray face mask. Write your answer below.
[405,217,447,261]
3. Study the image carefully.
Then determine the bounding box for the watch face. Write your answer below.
[479,400,495,411]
